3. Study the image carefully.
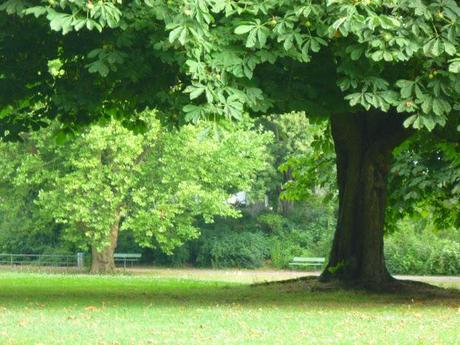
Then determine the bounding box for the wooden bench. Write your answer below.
[114,253,141,268]
[288,257,325,270]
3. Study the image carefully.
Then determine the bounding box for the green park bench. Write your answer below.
[114,253,142,268]
[288,257,325,270]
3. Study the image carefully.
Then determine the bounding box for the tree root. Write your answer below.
[252,275,460,299]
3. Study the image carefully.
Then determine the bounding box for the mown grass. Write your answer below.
[0,272,459,345]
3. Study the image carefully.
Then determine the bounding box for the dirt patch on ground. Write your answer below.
[128,267,317,283]
[127,267,460,284]
[253,275,460,300]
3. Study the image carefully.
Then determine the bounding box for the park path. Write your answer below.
[397,274,460,284]
[128,267,460,285]
[129,267,312,283]
[1,265,459,286]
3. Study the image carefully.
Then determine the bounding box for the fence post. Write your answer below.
[10,254,13,266]
[77,252,84,268]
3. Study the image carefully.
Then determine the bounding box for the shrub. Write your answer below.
[270,237,312,269]
[159,244,192,267]
[264,209,335,269]
[257,213,291,235]
[428,240,460,275]
[385,228,460,275]
[196,230,270,269]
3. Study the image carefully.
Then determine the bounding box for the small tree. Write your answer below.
[1,113,271,273]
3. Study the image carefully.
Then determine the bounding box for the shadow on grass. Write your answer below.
[0,273,459,309]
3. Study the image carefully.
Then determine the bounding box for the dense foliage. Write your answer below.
[385,217,460,275]
[257,113,335,211]
[2,0,458,165]
[388,134,460,230]
[196,227,270,269]
[4,0,458,129]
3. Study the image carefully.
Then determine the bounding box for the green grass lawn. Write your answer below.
[0,272,459,345]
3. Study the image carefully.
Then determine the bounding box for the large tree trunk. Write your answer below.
[320,112,411,285]
[90,209,121,274]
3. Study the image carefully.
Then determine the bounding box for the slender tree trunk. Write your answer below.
[90,209,121,274]
[275,168,294,216]
[320,112,411,285]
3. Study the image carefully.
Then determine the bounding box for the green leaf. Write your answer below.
[257,28,268,47]
[350,46,364,60]
[0,0,25,14]
[73,18,87,31]
[246,30,257,48]
[403,114,418,128]
[331,17,347,33]
[421,96,433,114]
[422,116,435,131]
[234,25,254,35]
[310,38,321,53]
[0,105,14,119]
[423,39,435,56]
[183,104,202,122]
[432,99,443,116]
[47,59,64,77]
[431,38,443,56]
[383,51,393,62]
[424,38,443,57]
[397,80,414,98]
[178,27,187,45]
[23,6,46,17]
[47,10,74,35]
[444,41,456,56]
[169,26,185,44]
[189,87,205,100]
[449,59,460,73]
[344,93,362,107]
[371,51,383,61]
[86,61,110,77]
[380,15,400,29]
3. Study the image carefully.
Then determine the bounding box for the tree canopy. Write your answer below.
[2,1,459,128]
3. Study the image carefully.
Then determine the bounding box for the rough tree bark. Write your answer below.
[320,111,411,285]
[90,209,122,274]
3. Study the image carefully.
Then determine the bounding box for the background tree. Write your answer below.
[0,112,271,273]
[0,137,69,254]
[257,112,332,215]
